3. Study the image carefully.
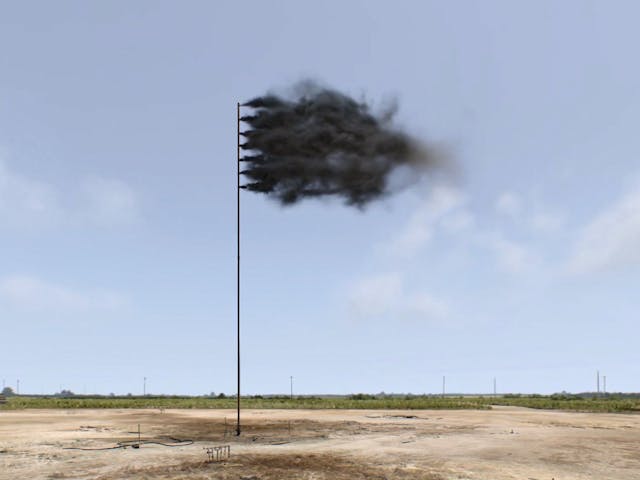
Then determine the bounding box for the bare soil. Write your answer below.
[1,407,639,479]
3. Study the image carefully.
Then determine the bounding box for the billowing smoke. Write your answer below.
[240,81,442,207]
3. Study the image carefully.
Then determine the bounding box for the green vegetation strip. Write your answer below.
[2,394,640,412]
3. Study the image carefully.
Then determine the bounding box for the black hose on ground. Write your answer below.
[63,438,194,451]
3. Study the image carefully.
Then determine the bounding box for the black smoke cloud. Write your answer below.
[240,81,442,207]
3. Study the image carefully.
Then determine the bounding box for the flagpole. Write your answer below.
[236,101,241,435]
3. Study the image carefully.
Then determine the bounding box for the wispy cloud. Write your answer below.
[80,177,139,226]
[495,191,565,234]
[348,272,449,321]
[529,210,565,233]
[348,272,403,317]
[0,159,139,230]
[405,292,449,319]
[388,184,468,258]
[440,210,475,233]
[568,185,640,274]
[385,184,541,275]
[0,160,64,228]
[495,191,522,217]
[0,275,127,312]
[479,232,540,274]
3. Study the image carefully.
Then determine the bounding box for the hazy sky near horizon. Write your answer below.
[1,0,639,396]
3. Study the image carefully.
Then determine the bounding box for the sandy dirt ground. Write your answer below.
[1,406,639,479]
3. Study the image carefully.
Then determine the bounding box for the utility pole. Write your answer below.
[442,376,445,398]
[597,370,600,396]
[143,377,146,396]
[290,376,293,400]
[493,377,497,396]
[603,375,607,395]
[17,379,20,395]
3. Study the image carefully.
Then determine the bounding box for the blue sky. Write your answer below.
[1,0,639,396]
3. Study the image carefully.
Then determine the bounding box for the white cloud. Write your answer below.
[348,272,449,321]
[568,186,640,274]
[0,159,139,229]
[496,192,565,234]
[385,183,547,275]
[0,275,127,312]
[389,184,467,257]
[529,210,565,233]
[80,177,139,226]
[348,272,403,317]
[482,233,540,274]
[0,160,64,228]
[406,292,449,319]
[441,210,475,233]
[495,191,522,217]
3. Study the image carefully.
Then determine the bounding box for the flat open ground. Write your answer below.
[1,407,639,479]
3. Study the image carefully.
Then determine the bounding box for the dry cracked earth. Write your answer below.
[1,407,639,479]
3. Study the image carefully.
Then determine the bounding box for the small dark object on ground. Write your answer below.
[204,445,230,462]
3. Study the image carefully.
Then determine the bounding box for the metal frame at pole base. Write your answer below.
[236,102,241,436]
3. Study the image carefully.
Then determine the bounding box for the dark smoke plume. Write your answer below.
[240,81,441,207]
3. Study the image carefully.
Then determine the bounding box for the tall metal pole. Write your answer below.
[290,376,293,400]
[236,102,241,436]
